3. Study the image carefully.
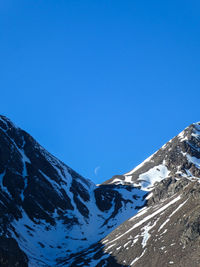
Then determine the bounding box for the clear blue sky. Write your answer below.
[0,0,200,183]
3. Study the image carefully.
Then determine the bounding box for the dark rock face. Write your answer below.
[147,177,190,205]
[0,116,146,266]
[0,237,28,267]
[94,185,133,212]
[0,116,85,230]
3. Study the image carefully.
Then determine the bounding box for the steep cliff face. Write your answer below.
[0,116,146,266]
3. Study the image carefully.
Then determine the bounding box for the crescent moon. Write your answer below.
[94,166,100,176]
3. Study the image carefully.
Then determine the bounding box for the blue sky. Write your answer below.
[0,0,200,183]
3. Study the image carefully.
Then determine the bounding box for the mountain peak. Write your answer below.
[0,116,148,266]
[107,122,200,190]
[1,117,200,266]
[0,115,18,131]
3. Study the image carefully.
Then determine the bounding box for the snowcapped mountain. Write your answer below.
[0,116,200,266]
[0,116,147,266]
[66,122,200,267]
[106,122,200,189]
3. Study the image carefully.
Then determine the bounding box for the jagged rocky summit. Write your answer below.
[0,115,200,267]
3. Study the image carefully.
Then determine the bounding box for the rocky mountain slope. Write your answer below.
[0,116,200,266]
[64,122,200,267]
[0,116,146,266]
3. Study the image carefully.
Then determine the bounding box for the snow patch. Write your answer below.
[130,249,146,266]
[107,195,181,245]
[124,154,154,175]
[0,171,11,198]
[124,175,133,183]
[138,164,170,191]
[158,199,187,231]
[186,154,200,169]
[141,219,158,248]
[177,131,188,141]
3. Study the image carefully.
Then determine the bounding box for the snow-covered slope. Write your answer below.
[0,116,147,266]
[64,122,200,266]
[69,177,200,267]
[1,116,200,266]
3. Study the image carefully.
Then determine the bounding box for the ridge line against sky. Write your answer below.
[0,0,200,183]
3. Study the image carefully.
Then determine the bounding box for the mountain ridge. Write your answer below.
[0,115,146,266]
[0,116,200,266]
